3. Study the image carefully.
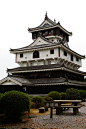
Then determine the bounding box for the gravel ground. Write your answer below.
[1,102,86,129]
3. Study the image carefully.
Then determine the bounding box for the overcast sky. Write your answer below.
[0,0,86,80]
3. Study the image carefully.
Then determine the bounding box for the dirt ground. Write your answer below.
[30,108,51,115]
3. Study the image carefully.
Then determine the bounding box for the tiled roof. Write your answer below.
[10,36,85,59]
[7,64,62,73]
[28,14,72,35]
[68,79,86,86]
[29,77,66,85]
[1,75,86,86]
[28,23,72,35]
[9,75,32,85]
[10,36,61,51]
[7,64,86,75]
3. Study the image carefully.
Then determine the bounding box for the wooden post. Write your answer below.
[50,107,53,118]
[73,108,78,115]
[56,108,62,115]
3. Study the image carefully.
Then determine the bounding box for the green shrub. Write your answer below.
[48,91,61,100]
[31,96,43,108]
[78,90,86,101]
[60,92,67,100]
[31,102,36,108]
[66,88,80,100]
[43,96,53,101]
[1,90,31,122]
[0,93,4,114]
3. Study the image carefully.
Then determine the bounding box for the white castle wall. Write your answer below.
[16,47,82,68]
[2,81,16,85]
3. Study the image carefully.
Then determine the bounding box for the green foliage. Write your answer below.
[60,92,67,100]
[43,96,53,101]
[78,90,86,101]
[0,93,4,114]
[31,96,43,108]
[48,91,61,100]
[31,102,36,108]
[66,88,80,100]
[1,90,31,122]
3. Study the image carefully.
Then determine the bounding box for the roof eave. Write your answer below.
[7,66,86,76]
[62,45,85,59]
[28,25,72,36]
[9,44,62,54]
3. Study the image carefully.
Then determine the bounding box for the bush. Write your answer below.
[43,96,53,101]
[78,90,86,101]
[1,90,31,122]
[66,88,80,100]
[31,96,43,108]
[60,92,67,100]
[31,102,36,108]
[48,91,61,100]
[0,93,4,114]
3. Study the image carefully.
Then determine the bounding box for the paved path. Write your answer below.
[1,102,86,129]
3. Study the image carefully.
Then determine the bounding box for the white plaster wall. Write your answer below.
[16,48,59,62]
[17,51,33,62]
[2,81,16,85]
[16,47,82,67]
[60,48,82,66]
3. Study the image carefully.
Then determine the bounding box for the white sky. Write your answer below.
[0,0,86,80]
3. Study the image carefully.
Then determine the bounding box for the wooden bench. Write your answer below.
[61,103,71,111]
[44,100,82,118]
[56,105,82,115]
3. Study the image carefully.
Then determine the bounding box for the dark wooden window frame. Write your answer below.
[64,51,67,56]
[20,53,23,58]
[76,57,79,62]
[50,49,54,54]
[33,51,39,58]
[58,47,60,57]
[71,54,73,61]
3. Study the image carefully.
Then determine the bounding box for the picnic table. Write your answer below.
[44,100,82,118]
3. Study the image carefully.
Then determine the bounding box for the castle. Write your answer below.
[0,13,86,95]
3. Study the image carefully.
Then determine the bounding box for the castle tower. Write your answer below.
[0,13,86,94]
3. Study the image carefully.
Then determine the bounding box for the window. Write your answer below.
[64,51,67,56]
[76,57,79,62]
[50,49,54,54]
[71,54,73,61]
[58,47,60,57]
[33,51,39,58]
[20,53,23,58]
